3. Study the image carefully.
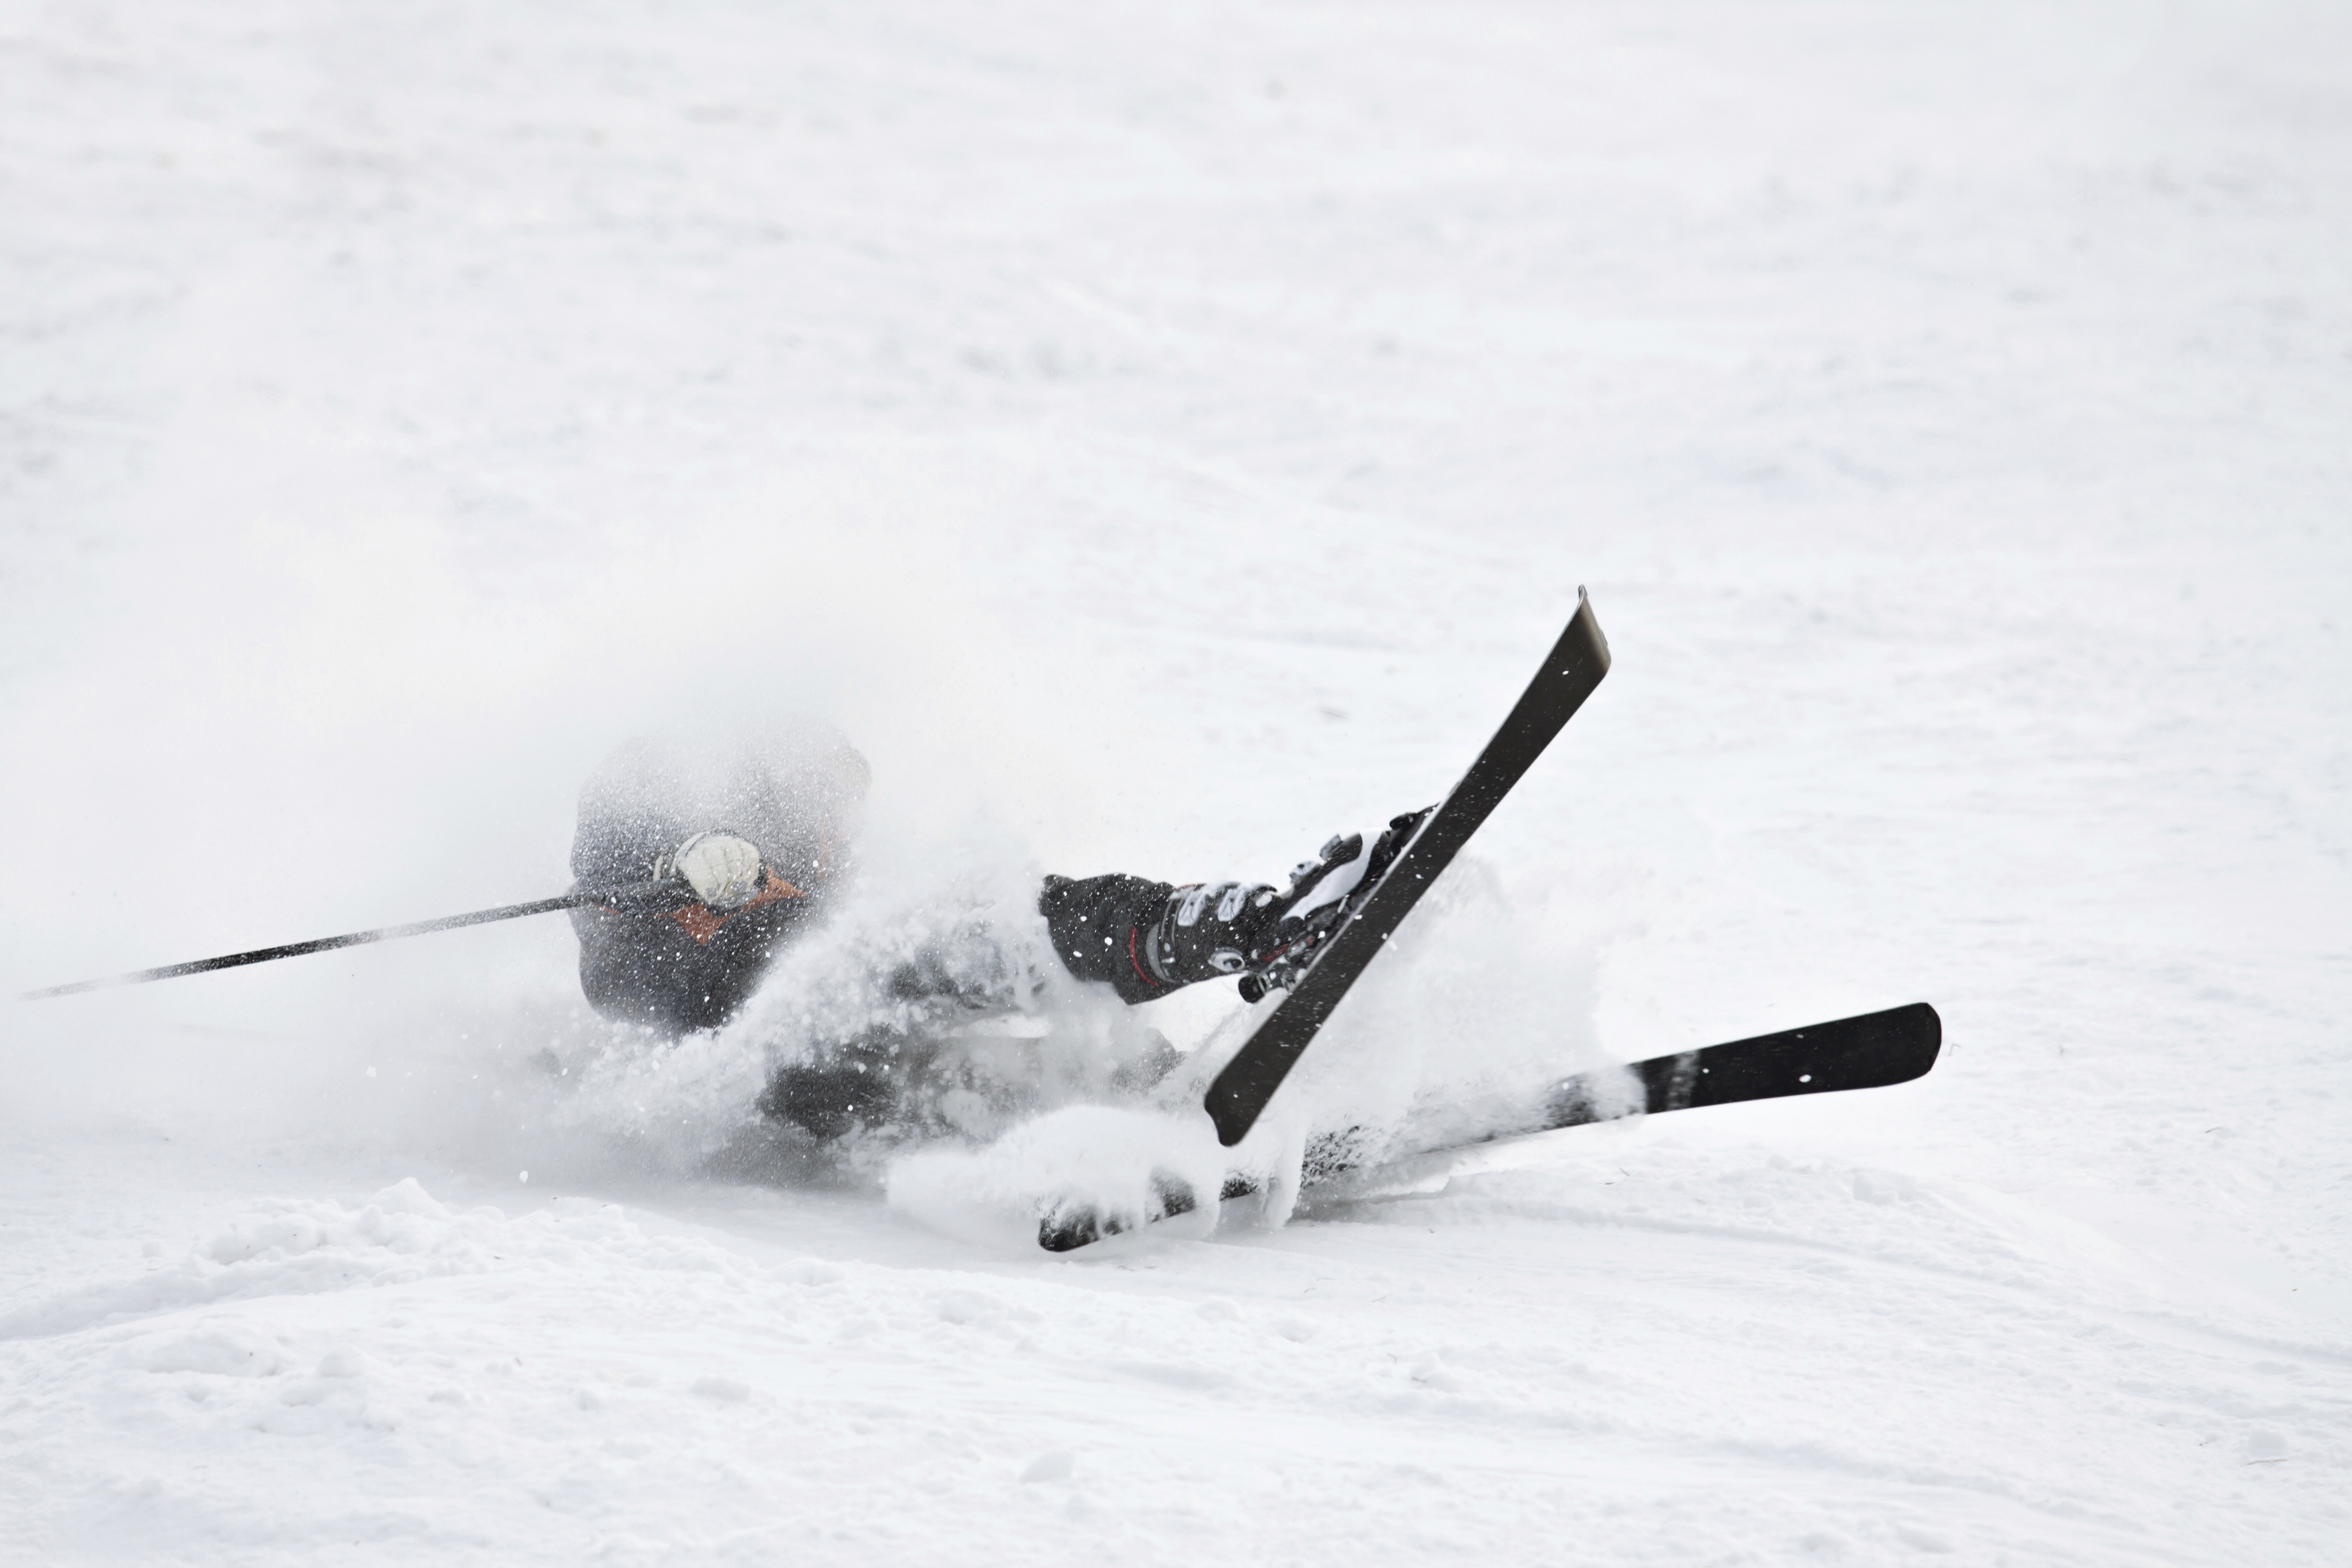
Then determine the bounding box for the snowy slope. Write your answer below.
[3,0,2348,1562]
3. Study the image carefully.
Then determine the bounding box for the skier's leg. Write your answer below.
[760,809,1433,1142]
[752,927,1041,1142]
[756,1022,915,1139]
[1040,808,1431,1005]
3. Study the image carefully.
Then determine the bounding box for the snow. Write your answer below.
[3,0,2349,1562]
[888,1104,1228,1249]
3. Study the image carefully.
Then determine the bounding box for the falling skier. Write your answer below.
[24,589,1941,1252]
[567,720,1429,1145]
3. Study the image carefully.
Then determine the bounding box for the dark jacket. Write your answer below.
[568,723,869,1032]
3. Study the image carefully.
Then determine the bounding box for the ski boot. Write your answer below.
[1041,808,1431,1004]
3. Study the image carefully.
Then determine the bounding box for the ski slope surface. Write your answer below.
[3,1,2348,1563]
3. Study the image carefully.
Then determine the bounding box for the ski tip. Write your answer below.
[1827,1001,1943,1087]
[1568,586,1611,675]
[1901,1000,1943,1078]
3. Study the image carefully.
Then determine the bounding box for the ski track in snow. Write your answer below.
[3,0,2349,1562]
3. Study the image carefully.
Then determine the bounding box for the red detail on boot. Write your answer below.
[1128,926,1164,989]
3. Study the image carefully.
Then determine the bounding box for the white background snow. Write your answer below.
[3,0,2348,1561]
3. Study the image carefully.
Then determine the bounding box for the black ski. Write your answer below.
[1036,1003,1941,1249]
[1567,1001,1941,1123]
[1202,589,1612,1146]
[1301,1001,1942,1187]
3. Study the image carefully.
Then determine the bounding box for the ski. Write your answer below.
[1202,588,1612,1146]
[1566,1001,1942,1123]
[1036,1003,1941,1250]
[1301,1001,1942,1187]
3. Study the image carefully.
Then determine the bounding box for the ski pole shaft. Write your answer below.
[19,879,685,1001]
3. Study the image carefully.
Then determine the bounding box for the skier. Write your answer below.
[568,723,1427,1141]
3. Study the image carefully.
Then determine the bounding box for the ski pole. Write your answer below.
[19,879,686,1001]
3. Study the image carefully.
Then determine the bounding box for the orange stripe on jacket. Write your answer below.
[664,868,809,946]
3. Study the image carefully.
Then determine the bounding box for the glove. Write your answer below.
[657,831,764,910]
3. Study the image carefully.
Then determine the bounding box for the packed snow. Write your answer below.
[3,0,2348,1563]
